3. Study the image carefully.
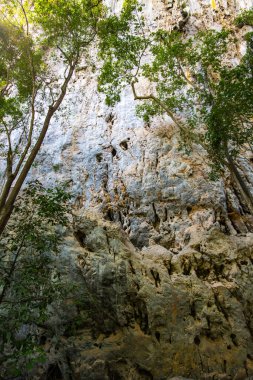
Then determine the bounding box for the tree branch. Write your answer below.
[18,0,29,35]
[13,88,37,179]
[131,80,185,131]
[0,59,77,235]
[0,235,26,305]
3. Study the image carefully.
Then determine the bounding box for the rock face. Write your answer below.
[33,0,253,250]
[38,213,253,380]
[32,0,253,379]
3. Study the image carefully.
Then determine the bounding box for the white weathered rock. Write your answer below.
[29,0,253,250]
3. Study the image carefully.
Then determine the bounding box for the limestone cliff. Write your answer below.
[32,1,253,379]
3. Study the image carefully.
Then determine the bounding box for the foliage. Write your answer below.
[234,8,253,27]
[0,0,105,235]
[33,0,105,61]
[0,181,71,378]
[98,5,253,208]
[98,0,147,105]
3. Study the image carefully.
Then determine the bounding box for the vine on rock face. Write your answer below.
[98,4,253,213]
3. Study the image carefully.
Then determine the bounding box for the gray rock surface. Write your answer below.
[28,0,253,379]
[30,0,253,250]
[36,213,253,379]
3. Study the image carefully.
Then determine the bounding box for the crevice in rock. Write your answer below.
[104,227,112,256]
[105,208,114,222]
[133,299,150,335]
[135,364,154,380]
[194,244,201,252]
[195,265,210,279]
[133,281,140,291]
[163,259,173,275]
[189,300,196,319]
[184,233,191,244]
[204,315,216,340]
[163,206,168,222]
[105,112,115,124]
[231,181,250,216]
[46,364,63,380]
[183,259,192,275]
[106,359,127,380]
[216,208,231,235]
[74,230,86,248]
[155,152,159,170]
[230,333,239,347]
[111,147,117,158]
[187,206,192,214]
[224,187,251,234]
[152,203,160,231]
[128,260,136,275]
[150,269,161,287]
[155,331,160,343]
[213,263,225,280]
[162,0,174,10]
[118,211,123,226]
[173,9,190,31]
[39,335,47,345]
[245,361,249,377]
[96,153,103,163]
[223,359,227,373]
[102,163,109,191]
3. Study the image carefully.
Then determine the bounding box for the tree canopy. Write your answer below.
[0,0,105,235]
[0,0,109,376]
[98,3,253,212]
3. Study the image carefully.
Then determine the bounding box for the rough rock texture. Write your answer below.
[30,0,253,379]
[32,0,253,250]
[37,213,253,380]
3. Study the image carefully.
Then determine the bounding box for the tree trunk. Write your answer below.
[225,152,253,214]
[0,63,76,236]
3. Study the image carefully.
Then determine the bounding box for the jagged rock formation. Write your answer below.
[32,0,253,379]
[37,213,253,379]
[33,0,253,248]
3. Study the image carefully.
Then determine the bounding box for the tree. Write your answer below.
[98,4,253,212]
[0,0,105,236]
[0,181,71,378]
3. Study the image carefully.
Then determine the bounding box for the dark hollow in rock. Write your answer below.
[96,153,103,163]
[74,230,86,248]
[194,336,201,345]
[120,140,128,150]
[45,364,63,380]
[155,331,161,342]
[111,147,117,157]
